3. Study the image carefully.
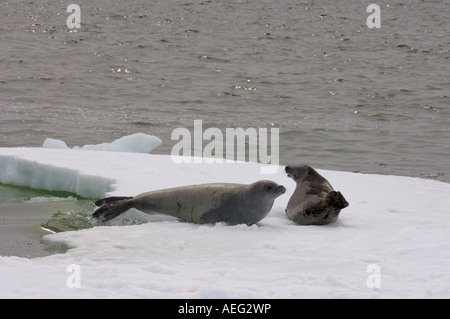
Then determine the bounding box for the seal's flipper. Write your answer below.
[326,191,349,210]
[95,196,133,207]
[93,198,134,222]
[199,208,228,225]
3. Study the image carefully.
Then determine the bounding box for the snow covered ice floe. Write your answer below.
[42,133,162,154]
[0,136,450,298]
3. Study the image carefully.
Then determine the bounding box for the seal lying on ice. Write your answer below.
[93,180,286,226]
[285,165,349,225]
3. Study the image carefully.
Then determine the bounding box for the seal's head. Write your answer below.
[216,180,285,226]
[285,165,319,182]
[251,180,286,199]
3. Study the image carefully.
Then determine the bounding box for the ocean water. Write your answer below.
[1,0,449,182]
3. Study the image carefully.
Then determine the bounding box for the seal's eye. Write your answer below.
[266,185,273,191]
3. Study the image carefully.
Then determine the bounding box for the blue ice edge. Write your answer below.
[0,153,115,199]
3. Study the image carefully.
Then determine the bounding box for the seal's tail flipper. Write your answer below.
[94,196,133,207]
[93,197,134,222]
[326,191,349,210]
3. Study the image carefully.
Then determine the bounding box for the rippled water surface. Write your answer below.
[1,0,449,182]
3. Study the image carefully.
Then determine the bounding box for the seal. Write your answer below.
[93,180,286,226]
[285,165,349,225]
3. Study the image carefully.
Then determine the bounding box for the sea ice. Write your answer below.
[42,133,162,154]
[0,134,449,298]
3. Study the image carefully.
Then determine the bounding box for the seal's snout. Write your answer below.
[264,183,286,196]
[277,185,286,195]
[285,166,294,178]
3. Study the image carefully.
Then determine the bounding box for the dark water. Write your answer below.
[1,0,449,182]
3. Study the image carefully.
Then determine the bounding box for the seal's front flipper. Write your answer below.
[93,198,134,222]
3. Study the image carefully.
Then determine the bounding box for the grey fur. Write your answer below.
[93,180,286,226]
[285,165,349,225]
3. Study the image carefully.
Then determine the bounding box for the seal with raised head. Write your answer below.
[93,180,286,226]
[285,165,349,225]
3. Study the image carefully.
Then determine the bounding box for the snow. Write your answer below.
[0,135,450,298]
